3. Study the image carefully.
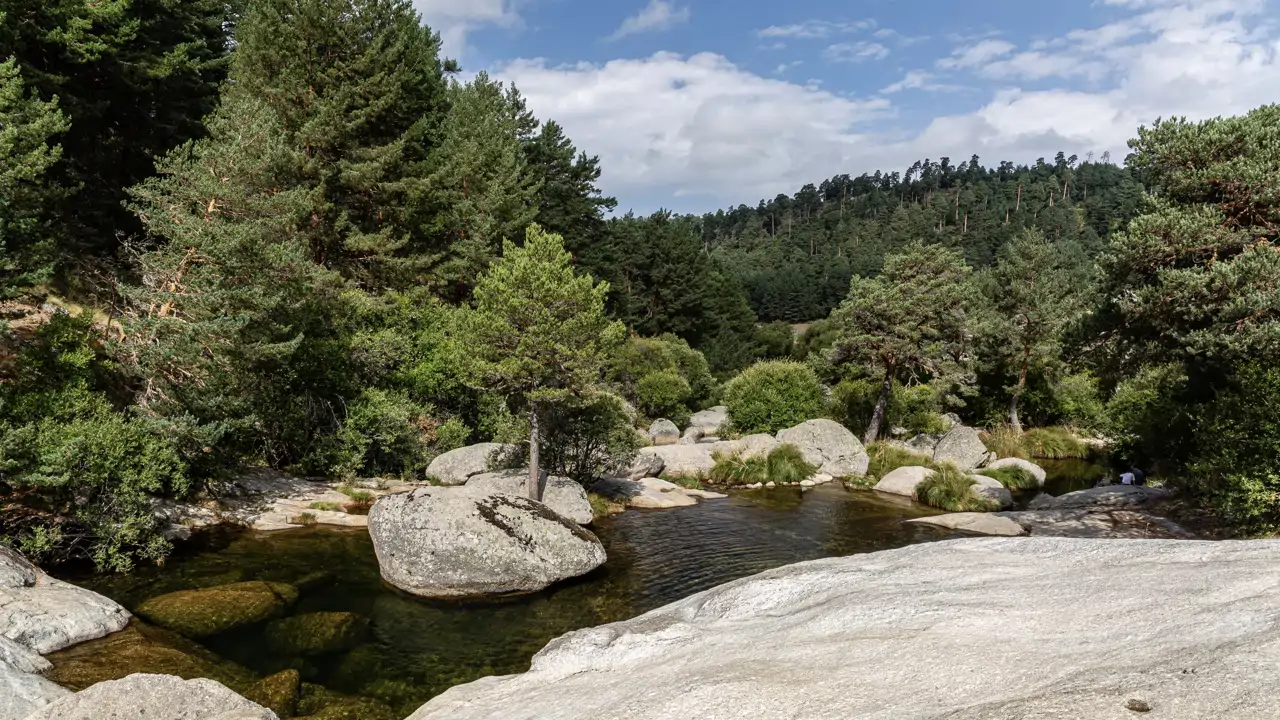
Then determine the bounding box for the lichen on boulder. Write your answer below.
[134,580,299,638]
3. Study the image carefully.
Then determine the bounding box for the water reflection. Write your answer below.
[62,485,954,717]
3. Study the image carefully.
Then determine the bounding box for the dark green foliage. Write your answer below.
[865,442,934,481]
[535,393,641,486]
[916,464,996,513]
[766,444,818,483]
[313,389,468,481]
[722,360,826,435]
[1185,365,1280,533]
[0,313,189,570]
[2,0,231,265]
[830,379,945,438]
[634,371,692,427]
[977,466,1039,491]
[608,334,715,422]
[753,322,795,359]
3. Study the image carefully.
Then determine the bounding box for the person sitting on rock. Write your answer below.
[1129,466,1146,486]
[1119,471,1136,486]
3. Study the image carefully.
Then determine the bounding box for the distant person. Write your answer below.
[1130,466,1147,486]
[1119,471,1136,486]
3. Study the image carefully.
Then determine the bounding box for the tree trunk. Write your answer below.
[864,368,895,446]
[528,401,542,502]
[1010,357,1030,433]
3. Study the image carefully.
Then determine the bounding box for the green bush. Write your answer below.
[634,371,692,427]
[1107,364,1193,466]
[534,393,642,486]
[916,464,995,512]
[1050,372,1106,429]
[722,360,826,435]
[976,466,1039,491]
[0,313,191,570]
[766,443,818,483]
[830,379,945,439]
[753,322,794,359]
[312,389,469,480]
[1185,364,1280,533]
[610,335,715,413]
[865,442,935,480]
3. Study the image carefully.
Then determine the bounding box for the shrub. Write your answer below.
[976,466,1039,491]
[1106,364,1194,467]
[753,322,794,359]
[722,360,826,435]
[866,442,935,480]
[916,464,996,512]
[831,379,945,439]
[634,371,692,427]
[1051,372,1106,429]
[1185,364,1280,533]
[766,443,818,483]
[709,451,768,486]
[313,389,469,481]
[534,393,642,486]
[610,335,715,415]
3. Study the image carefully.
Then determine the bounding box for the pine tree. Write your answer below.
[828,242,977,444]
[524,120,617,255]
[422,74,540,298]
[978,230,1093,431]
[0,57,70,295]
[458,225,624,500]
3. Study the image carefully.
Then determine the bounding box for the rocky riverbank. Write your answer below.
[408,537,1280,719]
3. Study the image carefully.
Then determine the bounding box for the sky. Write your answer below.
[411,0,1280,215]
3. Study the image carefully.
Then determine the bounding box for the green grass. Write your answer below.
[976,466,1040,491]
[866,442,936,480]
[588,492,625,519]
[708,451,768,486]
[308,501,344,512]
[288,512,319,526]
[916,464,997,512]
[766,444,818,483]
[669,476,704,490]
[982,426,1090,461]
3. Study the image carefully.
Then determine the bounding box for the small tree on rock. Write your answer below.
[828,242,977,445]
[459,225,625,501]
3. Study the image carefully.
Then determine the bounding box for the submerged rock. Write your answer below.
[134,581,298,639]
[466,470,593,525]
[407,538,1280,720]
[45,621,259,693]
[932,425,990,470]
[25,673,279,720]
[425,443,517,486]
[244,669,301,718]
[0,548,130,655]
[775,419,870,477]
[590,478,696,509]
[264,612,369,657]
[297,681,398,720]
[368,487,606,598]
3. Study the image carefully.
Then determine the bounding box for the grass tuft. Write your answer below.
[982,426,1090,460]
[976,466,1039,491]
[866,442,936,480]
[916,464,997,512]
[588,492,626,519]
[766,444,818,483]
[308,501,344,512]
[709,451,769,486]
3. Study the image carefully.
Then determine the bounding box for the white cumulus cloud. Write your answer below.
[413,0,520,59]
[609,0,691,41]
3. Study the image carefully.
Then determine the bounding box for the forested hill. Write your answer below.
[694,155,1146,323]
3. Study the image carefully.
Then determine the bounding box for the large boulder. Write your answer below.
[368,487,607,598]
[775,419,870,477]
[636,444,715,476]
[996,509,1193,539]
[425,443,517,486]
[1044,485,1170,510]
[903,433,943,455]
[1,637,68,720]
[688,406,728,432]
[986,457,1047,486]
[907,513,1026,537]
[932,425,990,470]
[25,673,279,720]
[873,466,934,497]
[624,452,665,480]
[726,433,778,458]
[648,419,680,446]
[466,470,593,525]
[0,549,130,655]
[134,581,298,639]
[678,426,705,445]
[408,538,1280,720]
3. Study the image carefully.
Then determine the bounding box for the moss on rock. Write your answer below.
[296,683,398,720]
[44,621,259,693]
[264,612,369,656]
[134,580,299,638]
[244,669,301,718]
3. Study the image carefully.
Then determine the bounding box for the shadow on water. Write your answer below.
[59,484,956,717]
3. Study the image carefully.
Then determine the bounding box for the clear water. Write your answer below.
[60,485,956,717]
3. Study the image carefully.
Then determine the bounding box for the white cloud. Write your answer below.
[880,70,961,94]
[825,41,891,62]
[609,0,691,41]
[492,0,1280,211]
[413,0,519,59]
[757,19,875,40]
[937,39,1016,68]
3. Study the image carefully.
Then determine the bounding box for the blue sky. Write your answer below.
[414,0,1280,214]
